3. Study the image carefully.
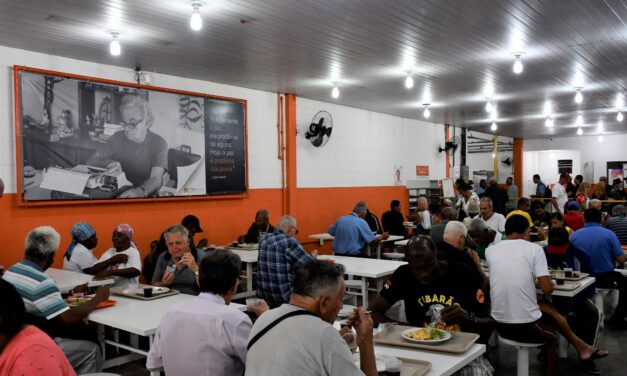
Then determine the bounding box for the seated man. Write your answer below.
[607,205,627,245]
[563,201,585,231]
[328,201,389,257]
[479,197,505,233]
[410,197,432,235]
[238,209,275,244]
[506,197,534,226]
[438,221,488,289]
[147,250,268,375]
[245,260,377,376]
[143,214,204,282]
[62,222,98,274]
[382,200,407,237]
[87,94,168,198]
[570,208,627,328]
[487,215,608,375]
[430,207,477,248]
[467,217,504,260]
[364,208,382,234]
[370,236,494,375]
[2,226,109,374]
[531,201,551,227]
[257,215,314,308]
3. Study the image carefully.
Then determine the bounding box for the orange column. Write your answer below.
[513,138,524,196]
[445,124,451,178]
[284,94,298,216]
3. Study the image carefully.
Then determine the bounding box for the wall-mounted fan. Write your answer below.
[305,110,333,147]
[501,156,513,167]
[438,136,460,155]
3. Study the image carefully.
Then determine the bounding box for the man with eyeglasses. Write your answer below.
[256,215,316,308]
[87,94,168,198]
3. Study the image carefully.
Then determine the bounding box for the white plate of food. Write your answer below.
[401,327,452,344]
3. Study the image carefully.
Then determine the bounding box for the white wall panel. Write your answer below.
[296,97,447,187]
[0,45,281,193]
[524,134,627,183]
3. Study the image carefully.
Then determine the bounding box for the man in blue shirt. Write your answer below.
[570,208,627,328]
[328,201,389,257]
[532,174,547,198]
[257,215,315,308]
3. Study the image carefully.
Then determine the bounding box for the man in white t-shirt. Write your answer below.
[91,224,141,287]
[487,215,607,374]
[551,174,569,214]
[479,198,505,233]
[63,222,98,273]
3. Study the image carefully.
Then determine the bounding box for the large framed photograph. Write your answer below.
[14,66,247,205]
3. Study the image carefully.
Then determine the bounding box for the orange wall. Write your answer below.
[0,186,407,267]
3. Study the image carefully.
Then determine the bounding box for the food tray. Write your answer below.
[552,281,581,291]
[374,325,479,354]
[549,270,589,281]
[397,357,432,376]
[110,284,180,300]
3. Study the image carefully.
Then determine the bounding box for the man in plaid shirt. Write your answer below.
[257,215,315,308]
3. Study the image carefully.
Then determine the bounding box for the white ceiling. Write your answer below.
[1,0,627,139]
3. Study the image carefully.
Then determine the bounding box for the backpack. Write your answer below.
[543,184,552,199]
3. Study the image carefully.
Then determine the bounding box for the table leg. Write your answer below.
[97,323,106,361]
[148,334,160,376]
[247,263,253,293]
[361,278,369,308]
[557,333,568,358]
[319,239,324,246]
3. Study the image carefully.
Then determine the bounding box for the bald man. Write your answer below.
[437,221,488,290]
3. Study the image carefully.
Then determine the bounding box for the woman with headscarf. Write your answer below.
[91,224,141,287]
[62,222,98,274]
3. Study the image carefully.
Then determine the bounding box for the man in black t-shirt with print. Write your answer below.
[370,236,491,340]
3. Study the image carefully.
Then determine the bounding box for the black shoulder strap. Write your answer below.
[247,309,316,351]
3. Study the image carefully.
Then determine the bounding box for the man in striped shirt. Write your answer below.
[607,205,627,246]
[2,226,109,374]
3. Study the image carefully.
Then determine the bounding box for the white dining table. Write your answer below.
[88,293,245,373]
[309,232,335,245]
[227,247,259,299]
[309,233,404,258]
[321,255,406,307]
[540,276,595,298]
[45,267,93,293]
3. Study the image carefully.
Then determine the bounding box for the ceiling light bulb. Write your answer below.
[490,122,497,132]
[577,127,583,136]
[492,152,496,158]
[618,112,624,122]
[545,118,553,127]
[597,122,604,134]
[423,104,430,119]
[404,75,414,89]
[574,88,583,104]
[513,55,523,74]
[331,85,339,99]
[576,114,584,126]
[109,32,121,56]
[598,135,604,142]
[485,101,493,113]
[190,3,202,31]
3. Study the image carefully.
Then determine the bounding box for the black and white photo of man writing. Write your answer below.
[87,95,168,198]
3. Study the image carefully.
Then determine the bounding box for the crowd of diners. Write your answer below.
[1,172,626,375]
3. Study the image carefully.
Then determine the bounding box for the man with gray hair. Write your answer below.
[257,215,315,308]
[479,197,506,233]
[607,205,627,245]
[438,221,488,289]
[468,217,505,260]
[246,260,377,376]
[3,226,109,374]
[328,201,389,257]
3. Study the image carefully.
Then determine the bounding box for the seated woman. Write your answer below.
[91,224,142,287]
[0,280,75,375]
[152,224,202,295]
[63,222,98,274]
